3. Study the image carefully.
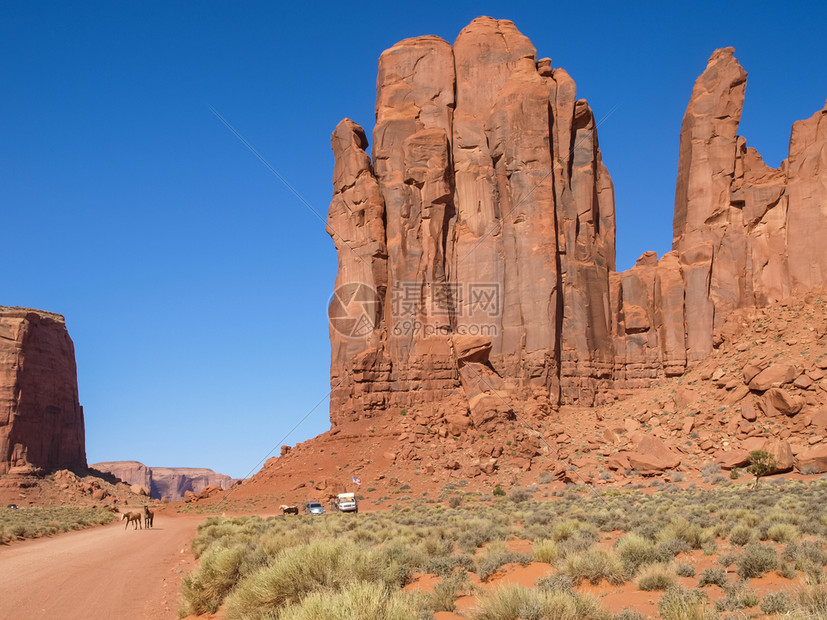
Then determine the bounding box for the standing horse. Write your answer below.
[121,511,142,530]
[143,505,154,528]
[279,504,299,515]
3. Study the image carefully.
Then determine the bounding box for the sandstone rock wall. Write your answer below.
[613,49,827,389]
[91,460,235,501]
[327,18,827,428]
[0,307,86,475]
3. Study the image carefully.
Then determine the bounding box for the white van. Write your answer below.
[336,492,358,513]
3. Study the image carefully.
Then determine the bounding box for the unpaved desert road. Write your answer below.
[0,511,205,620]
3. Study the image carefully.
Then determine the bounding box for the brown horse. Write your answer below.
[143,505,154,528]
[121,511,142,530]
[279,504,299,515]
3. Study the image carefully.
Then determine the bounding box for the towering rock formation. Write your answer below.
[327,17,618,427]
[613,48,827,385]
[0,307,86,475]
[327,18,827,429]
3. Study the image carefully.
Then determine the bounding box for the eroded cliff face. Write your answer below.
[613,48,827,387]
[0,307,86,475]
[327,19,827,430]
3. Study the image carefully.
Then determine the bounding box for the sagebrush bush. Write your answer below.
[735,543,778,579]
[697,567,728,588]
[760,590,793,614]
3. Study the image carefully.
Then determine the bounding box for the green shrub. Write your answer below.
[747,450,776,488]
[493,485,506,497]
[423,571,469,613]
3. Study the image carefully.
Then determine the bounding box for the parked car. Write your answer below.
[335,492,358,513]
[305,501,326,515]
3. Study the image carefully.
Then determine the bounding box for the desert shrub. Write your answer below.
[675,563,696,577]
[800,463,822,475]
[729,468,740,480]
[492,485,506,497]
[422,553,474,577]
[448,495,462,509]
[538,590,611,620]
[714,581,759,612]
[637,563,677,591]
[471,584,535,620]
[276,581,417,620]
[564,549,625,586]
[508,487,535,503]
[533,538,558,564]
[717,552,737,569]
[222,540,403,620]
[536,574,574,593]
[697,567,727,588]
[615,533,658,573]
[477,542,532,581]
[422,571,469,613]
[700,462,721,477]
[760,590,793,614]
[179,544,246,615]
[728,524,755,547]
[658,586,714,620]
[0,506,116,544]
[797,583,827,615]
[735,543,778,579]
[767,522,800,543]
[656,518,711,550]
[614,609,646,620]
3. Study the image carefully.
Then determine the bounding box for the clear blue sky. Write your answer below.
[2,2,824,478]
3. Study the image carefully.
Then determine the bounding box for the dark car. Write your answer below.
[305,502,326,515]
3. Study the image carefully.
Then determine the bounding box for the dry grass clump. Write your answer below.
[477,540,532,581]
[0,505,114,543]
[564,549,625,586]
[735,543,778,579]
[471,584,611,620]
[276,581,419,620]
[657,586,716,620]
[614,533,658,573]
[533,538,558,564]
[636,563,677,591]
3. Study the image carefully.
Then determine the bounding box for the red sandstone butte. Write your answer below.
[325,19,827,431]
[0,307,86,475]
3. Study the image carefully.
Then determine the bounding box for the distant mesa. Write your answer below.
[91,460,236,501]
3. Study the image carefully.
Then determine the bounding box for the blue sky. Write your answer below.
[2,2,824,478]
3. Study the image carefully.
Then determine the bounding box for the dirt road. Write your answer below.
[0,511,205,620]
